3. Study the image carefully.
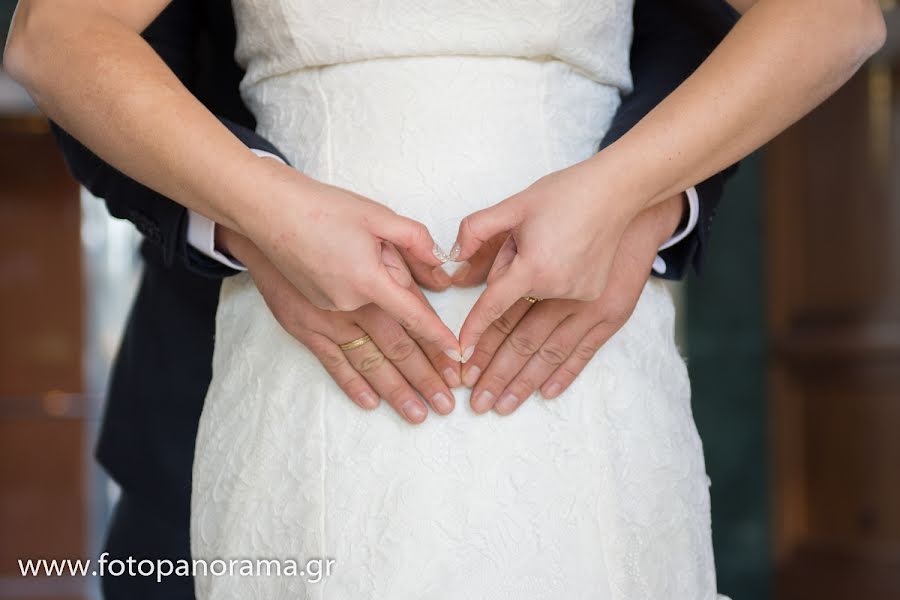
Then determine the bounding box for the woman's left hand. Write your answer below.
[451,158,640,357]
[458,192,684,414]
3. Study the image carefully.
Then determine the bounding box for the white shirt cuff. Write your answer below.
[651,186,700,276]
[186,149,286,271]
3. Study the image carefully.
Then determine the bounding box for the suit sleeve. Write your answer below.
[599,0,741,280]
[50,117,288,278]
[48,1,289,279]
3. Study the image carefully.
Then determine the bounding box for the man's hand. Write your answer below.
[458,193,685,415]
[218,228,462,425]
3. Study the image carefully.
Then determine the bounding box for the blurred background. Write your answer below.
[1,3,899,600]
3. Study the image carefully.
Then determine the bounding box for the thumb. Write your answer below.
[452,199,523,263]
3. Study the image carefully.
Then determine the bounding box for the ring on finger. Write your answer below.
[339,334,373,351]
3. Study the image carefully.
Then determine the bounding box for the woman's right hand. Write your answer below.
[234,156,462,360]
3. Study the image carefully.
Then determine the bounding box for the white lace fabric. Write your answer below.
[191,2,727,598]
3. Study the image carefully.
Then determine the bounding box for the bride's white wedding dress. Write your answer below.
[191,1,724,598]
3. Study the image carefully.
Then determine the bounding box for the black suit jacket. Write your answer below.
[51,0,739,527]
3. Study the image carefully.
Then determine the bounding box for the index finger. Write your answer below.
[405,283,464,388]
[458,259,532,361]
[368,270,461,361]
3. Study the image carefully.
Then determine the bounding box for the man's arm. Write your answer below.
[51,116,288,278]
[8,0,459,351]
[49,0,287,278]
[599,0,741,280]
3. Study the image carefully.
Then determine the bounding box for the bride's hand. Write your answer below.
[219,228,461,425]
[460,194,684,414]
[237,156,461,360]
[451,158,638,357]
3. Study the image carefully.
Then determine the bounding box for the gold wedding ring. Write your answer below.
[524,296,542,304]
[339,334,373,351]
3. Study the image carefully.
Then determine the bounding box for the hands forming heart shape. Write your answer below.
[241,154,644,364]
[224,154,685,423]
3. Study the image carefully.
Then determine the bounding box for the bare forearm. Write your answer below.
[3,0,268,234]
[588,0,886,213]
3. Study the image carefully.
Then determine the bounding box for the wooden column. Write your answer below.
[767,14,900,599]
[0,114,88,600]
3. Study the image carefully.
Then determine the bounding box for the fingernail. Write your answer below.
[432,243,450,263]
[358,391,378,409]
[431,266,451,287]
[443,348,463,362]
[543,382,562,399]
[431,392,453,414]
[461,345,475,363]
[462,365,481,388]
[442,367,462,388]
[495,392,518,415]
[472,390,494,413]
[401,400,427,422]
[449,242,462,261]
[450,261,471,283]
